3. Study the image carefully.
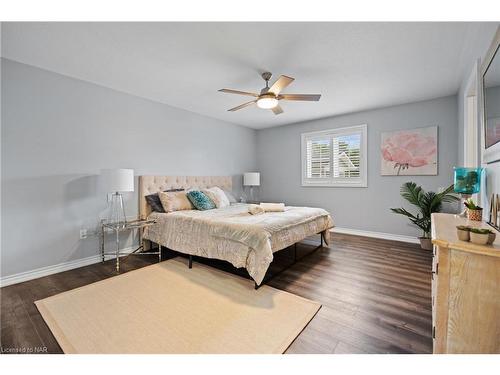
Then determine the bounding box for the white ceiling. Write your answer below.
[1,22,494,129]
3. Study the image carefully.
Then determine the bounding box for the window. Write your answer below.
[301,124,367,187]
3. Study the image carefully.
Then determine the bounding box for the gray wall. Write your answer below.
[1,59,257,277]
[256,96,458,237]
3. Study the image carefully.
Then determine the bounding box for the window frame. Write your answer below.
[301,124,368,188]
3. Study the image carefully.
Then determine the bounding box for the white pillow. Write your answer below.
[203,187,230,208]
[222,189,237,203]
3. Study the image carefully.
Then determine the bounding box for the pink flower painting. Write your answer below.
[381,126,438,176]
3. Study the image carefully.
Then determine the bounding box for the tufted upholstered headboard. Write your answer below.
[138,175,233,219]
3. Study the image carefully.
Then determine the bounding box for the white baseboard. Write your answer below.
[330,227,420,244]
[0,246,136,288]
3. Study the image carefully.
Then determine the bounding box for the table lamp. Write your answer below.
[243,172,260,202]
[102,169,134,224]
[453,167,483,216]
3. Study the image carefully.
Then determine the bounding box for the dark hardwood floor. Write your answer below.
[0,233,433,354]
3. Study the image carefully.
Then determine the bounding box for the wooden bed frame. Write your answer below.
[138,175,328,289]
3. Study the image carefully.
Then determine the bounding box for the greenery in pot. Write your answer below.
[464,198,483,221]
[469,228,493,245]
[464,198,482,211]
[391,182,459,249]
[456,225,472,231]
[469,228,492,234]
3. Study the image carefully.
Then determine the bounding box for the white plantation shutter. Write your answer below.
[332,133,361,178]
[301,125,367,187]
[306,138,331,179]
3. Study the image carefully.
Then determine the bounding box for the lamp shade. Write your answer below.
[243,172,260,186]
[102,169,134,192]
[453,167,482,195]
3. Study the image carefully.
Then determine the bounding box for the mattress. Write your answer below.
[143,203,334,284]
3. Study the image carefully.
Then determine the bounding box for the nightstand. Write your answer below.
[101,218,158,272]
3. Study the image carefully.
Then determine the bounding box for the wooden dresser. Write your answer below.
[431,213,500,353]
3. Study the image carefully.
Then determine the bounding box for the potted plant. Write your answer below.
[464,198,483,221]
[456,225,471,241]
[391,182,459,250]
[469,228,492,245]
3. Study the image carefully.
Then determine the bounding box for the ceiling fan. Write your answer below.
[218,72,321,115]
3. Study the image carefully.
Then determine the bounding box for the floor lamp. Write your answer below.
[102,169,134,225]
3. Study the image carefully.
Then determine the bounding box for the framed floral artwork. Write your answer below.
[380,126,438,176]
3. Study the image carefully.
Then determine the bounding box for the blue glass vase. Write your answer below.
[453,167,483,195]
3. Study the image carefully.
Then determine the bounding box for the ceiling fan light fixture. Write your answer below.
[219,72,321,114]
[256,96,278,109]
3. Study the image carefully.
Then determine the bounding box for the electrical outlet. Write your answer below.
[80,229,88,239]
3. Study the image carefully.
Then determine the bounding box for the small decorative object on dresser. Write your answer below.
[455,225,496,245]
[390,182,459,250]
[464,198,483,221]
[469,228,491,245]
[456,225,471,241]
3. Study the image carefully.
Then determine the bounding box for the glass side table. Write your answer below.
[101,218,158,272]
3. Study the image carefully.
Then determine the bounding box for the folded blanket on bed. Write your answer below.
[260,202,285,212]
[248,204,265,215]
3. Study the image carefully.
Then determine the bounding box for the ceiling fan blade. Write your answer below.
[227,100,256,112]
[269,75,295,95]
[278,94,321,101]
[219,89,258,97]
[271,105,284,115]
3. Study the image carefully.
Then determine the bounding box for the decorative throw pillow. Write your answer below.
[222,189,237,204]
[145,189,184,212]
[159,191,194,213]
[203,186,230,208]
[186,190,216,210]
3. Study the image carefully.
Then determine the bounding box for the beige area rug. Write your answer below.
[35,258,321,354]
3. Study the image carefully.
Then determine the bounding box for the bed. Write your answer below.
[139,175,334,287]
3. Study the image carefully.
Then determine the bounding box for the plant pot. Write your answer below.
[419,237,433,251]
[488,232,496,245]
[467,208,483,221]
[456,228,470,241]
[470,232,489,245]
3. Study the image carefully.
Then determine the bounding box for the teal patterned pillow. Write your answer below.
[186,190,216,210]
